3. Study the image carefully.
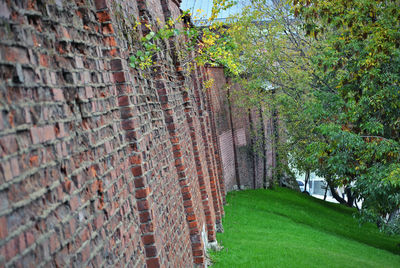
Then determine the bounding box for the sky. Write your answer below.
[180,0,247,21]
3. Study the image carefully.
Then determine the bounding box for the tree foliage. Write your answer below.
[292,0,400,233]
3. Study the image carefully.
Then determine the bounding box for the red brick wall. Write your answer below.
[205,68,276,191]
[0,0,225,267]
[205,67,235,191]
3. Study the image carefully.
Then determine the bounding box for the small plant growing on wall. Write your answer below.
[126,9,241,76]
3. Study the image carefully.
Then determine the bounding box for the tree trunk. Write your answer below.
[387,209,400,224]
[327,179,347,205]
[227,87,241,189]
[271,89,280,187]
[259,108,268,189]
[304,170,310,192]
[323,184,328,201]
[355,199,360,211]
[345,187,355,207]
[328,183,355,207]
[248,109,256,189]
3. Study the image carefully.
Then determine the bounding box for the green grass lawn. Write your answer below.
[210,188,400,267]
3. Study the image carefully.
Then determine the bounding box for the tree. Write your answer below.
[293,0,400,232]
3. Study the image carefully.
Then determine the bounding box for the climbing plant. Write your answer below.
[127,3,241,76]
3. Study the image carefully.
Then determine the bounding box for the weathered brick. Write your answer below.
[137,200,149,211]
[29,127,41,144]
[69,195,80,211]
[0,217,7,240]
[39,54,48,67]
[102,23,115,34]
[142,235,155,245]
[186,214,196,222]
[42,125,55,142]
[113,71,126,83]
[4,47,29,64]
[96,11,111,23]
[94,0,108,10]
[145,246,157,257]
[194,257,204,264]
[25,232,34,247]
[193,249,203,257]
[94,214,104,229]
[131,165,143,177]
[104,36,117,47]
[135,187,149,199]
[10,157,19,177]
[139,211,151,223]
[146,258,160,268]
[5,237,18,262]
[134,177,145,188]
[52,88,64,101]
[81,243,90,262]
[110,59,123,71]
[118,95,130,106]
[49,233,60,253]
[1,161,13,182]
